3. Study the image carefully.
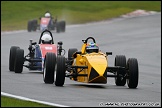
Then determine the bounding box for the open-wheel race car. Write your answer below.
[27,11,66,33]
[43,37,139,88]
[9,29,65,74]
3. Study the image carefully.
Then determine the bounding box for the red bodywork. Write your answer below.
[39,44,57,58]
[40,18,50,25]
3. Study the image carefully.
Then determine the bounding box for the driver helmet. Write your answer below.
[86,42,99,53]
[45,12,51,18]
[41,34,52,44]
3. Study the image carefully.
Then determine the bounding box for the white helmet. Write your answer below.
[45,13,51,17]
[41,34,52,44]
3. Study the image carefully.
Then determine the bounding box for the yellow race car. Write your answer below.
[43,37,139,88]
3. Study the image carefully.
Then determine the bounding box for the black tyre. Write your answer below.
[43,52,56,84]
[48,19,55,30]
[56,22,61,33]
[27,21,32,32]
[55,56,66,86]
[32,19,38,31]
[14,48,24,73]
[115,55,126,86]
[60,21,66,32]
[9,46,20,71]
[127,58,139,88]
[68,48,78,60]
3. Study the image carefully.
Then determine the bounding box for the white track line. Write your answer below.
[1,92,70,107]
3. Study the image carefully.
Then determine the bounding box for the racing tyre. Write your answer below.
[115,55,126,86]
[9,46,20,71]
[56,22,61,33]
[126,58,138,88]
[48,19,55,30]
[55,56,66,86]
[68,48,78,60]
[60,21,66,32]
[27,21,32,32]
[32,19,38,31]
[43,52,56,84]
[68,48,78,65]
[14,48,24,73]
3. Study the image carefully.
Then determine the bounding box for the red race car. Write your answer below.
[9,29,65,74]
[27,11,66,33]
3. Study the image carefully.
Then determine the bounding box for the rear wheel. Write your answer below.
[55,56,66,86]
[68,48,78,65]
[60,21,66,32]
[56,22,61,33]
[14,48,24,73]
[43,52,56,84]
[27,21,32,32]
[115,55,126,86]
[9,46,20,71]
[68,48,78,60]
[32,19,38,31]
[127,58,139,88]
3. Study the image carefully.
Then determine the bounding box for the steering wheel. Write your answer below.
[38,29,54,44]
[82,37,96,44]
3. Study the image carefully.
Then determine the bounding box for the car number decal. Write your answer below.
[45,47,52,50]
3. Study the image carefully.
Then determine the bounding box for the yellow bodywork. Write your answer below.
[71,43,108,83]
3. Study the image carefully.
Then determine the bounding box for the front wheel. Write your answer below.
[9,46,20,71]
[43,52,56,84]
[14,48,24,73]
[54,56,66,86]
[126,58,139,88]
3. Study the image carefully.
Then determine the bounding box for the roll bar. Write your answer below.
[38,29,54,44]
[82,37,96,44]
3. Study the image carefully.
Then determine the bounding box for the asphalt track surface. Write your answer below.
[1,13,161,107]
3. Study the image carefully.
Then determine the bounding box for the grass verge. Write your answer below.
[1,1,161,31]
[1,96,53,107]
